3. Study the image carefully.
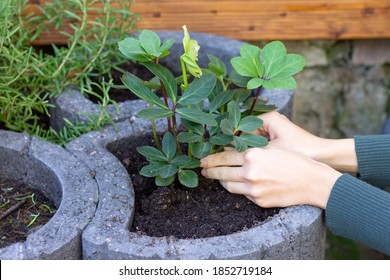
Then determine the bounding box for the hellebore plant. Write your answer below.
[118,26,306,188]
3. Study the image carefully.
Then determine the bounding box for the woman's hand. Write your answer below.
[257,111,358,173]
[200,147,342,209]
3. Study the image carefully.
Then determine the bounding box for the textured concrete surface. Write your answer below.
[0,130,98,259]
[67,116,326,260]
[51,31,293,130]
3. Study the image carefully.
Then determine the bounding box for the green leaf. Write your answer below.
[237,116,263,132]
[231,57,258,78]
[247,78,264,90]
[209,90,234,113]
[270,54,306,78]
[121,72,167,108]
[210,134,233,145]
[232,88,252,103]
[142,62,177,103]
[118,38,149,62]
[176,108,217,126]
[230,70,252,87]
[178,74,217,106]
[179,158,200,169]
[160,38,174,53]
[177,132,202,143]
[191,142,212,159]
[262,75,297,90]
[233,136,248,153]
[227,101,241,128]
[139,163,165,177]
[171,155,191,166]
[182,25,202,78]
[261,41,287,77]
[139,30,161,57]
[178,170,199,188]
[137,108,174,120]
[159,164,178,178]
[207,54,227,76]
[181,54,202,78]
[242,98,277,113]
[180,119,204,135]
[162,132,176,160]
[137,146,167,161]
[155,175,176,187]
[240,134,268,148]
[220,118,235,135]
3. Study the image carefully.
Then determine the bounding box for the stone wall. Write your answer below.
[254,40,390,138]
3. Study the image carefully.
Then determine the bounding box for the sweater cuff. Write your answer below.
[326,174,390,255]
[355,135,390,186]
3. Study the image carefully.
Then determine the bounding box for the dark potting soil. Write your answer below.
[0,179,57,249]
[109,134,280,239]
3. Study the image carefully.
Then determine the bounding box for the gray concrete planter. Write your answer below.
[50,31,293,130]
[66,101,326,259]
[0,130,98,259]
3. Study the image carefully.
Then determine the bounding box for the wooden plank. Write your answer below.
[26,0,390,44]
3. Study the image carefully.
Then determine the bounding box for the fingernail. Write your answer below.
[200,158,207,167]
[201,168,206,177]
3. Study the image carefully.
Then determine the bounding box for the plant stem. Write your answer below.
[235,86,263,137]
[159,80,172,132]
[171,112,182,155]
[180,57,189,91]
[149,102,161,150]
[248,86,263,116]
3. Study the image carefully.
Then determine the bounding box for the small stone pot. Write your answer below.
[50,31,293,130]
[0,130,98,259]
[66,111,326,260]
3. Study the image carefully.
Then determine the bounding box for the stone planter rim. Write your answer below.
[0,130,98,260]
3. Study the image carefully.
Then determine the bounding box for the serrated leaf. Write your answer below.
[227,101,241,128]
[179,74,216,106]
[207,54,227,76]
[177,132,202,143]
[137,108,174,120]
[191,142,212,159]
[210,134,233,145]
[121,72,167,108]
[240,134,268,148]
[261,41,287,77]
[139,30,161,57]
[263,75,296,90]
[137,146,167,161]
[171,155,191,166]
[176,108,217,126]
[155,175,176,187]
[238,116,263,132]
[142,62,177,103]
[247,77,264,90]
[233,136,248,152]
[159,164,178,178]
[178,170,199,188]
[139,163,165,177]
[209,90,234,113]
[162,132,176,160]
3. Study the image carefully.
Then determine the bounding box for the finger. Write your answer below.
[201,167,243,181]
[200,149,245,168]
[220,180,250,195]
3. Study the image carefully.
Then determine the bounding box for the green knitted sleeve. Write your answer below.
[355,135,390,188]
[326,174,390,255]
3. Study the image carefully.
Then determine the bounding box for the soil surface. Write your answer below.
[109,134,280,239]
[0,179,57,248]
